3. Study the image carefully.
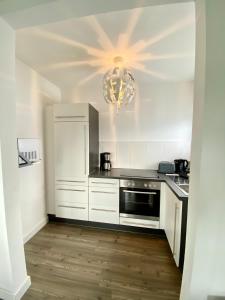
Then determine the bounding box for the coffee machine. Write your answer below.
[174,159,189,178]
[100,152,111,171]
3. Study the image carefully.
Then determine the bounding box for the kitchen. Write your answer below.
[10,2,195,299]
[1,1,225,300]
[23,0,193,294]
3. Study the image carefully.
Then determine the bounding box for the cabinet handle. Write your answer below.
[91,208,116,213]
[84,125,87,175]
[55,116,86,119]
[57,188,86,192]
[173,204,179,255]
[91,181,116,185]
[91,191,116,194]
[123,190,157,195]
[58,205,86,209]
[121,220,157,228]
[56,180,86,183]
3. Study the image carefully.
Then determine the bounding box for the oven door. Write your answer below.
[120,187,160,220]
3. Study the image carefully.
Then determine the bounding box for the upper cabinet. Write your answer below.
[53,103,89,122]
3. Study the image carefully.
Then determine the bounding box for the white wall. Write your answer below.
[181,1,225,299]
[0,18,30,300]
[16,59,61,242]
[62,80,193,169]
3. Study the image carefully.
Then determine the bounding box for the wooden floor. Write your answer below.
[22,223,181,300]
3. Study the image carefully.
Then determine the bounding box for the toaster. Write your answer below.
[158,161,175,174]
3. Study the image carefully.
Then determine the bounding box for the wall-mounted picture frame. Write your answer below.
[17,138,41,168]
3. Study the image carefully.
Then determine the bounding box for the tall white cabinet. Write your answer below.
[45,103,99,220]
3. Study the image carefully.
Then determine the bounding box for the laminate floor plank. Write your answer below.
[22,223,181,300]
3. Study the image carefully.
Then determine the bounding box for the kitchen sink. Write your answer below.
[167,175,189,195]
[177,183,189,195]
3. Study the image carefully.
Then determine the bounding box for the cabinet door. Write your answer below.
[89,187,119,224]
[173,199,182,266]
[54,122,88,180]
[54,103,89,122]
[164,186,176,252]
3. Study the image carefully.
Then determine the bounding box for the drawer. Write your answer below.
[120,217,160,229]
[89,208,119,224]
[89,178,119,188]
[56,186,88,205]
[54,104,89,122]
[56,178,88,186]
[56,204,88,220]
[89,187,119,211]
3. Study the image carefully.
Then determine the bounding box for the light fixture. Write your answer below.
[103,56,136,110]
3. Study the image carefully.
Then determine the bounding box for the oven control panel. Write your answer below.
[120,179,161,190]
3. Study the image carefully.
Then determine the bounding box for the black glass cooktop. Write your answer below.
[119,169,160,179]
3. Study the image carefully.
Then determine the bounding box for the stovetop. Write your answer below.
[119,169,160,179]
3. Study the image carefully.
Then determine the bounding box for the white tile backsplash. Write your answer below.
[100,140,191,169]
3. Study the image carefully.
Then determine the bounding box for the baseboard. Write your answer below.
[0,276,31,300]
[15,276,31,300]
[23,217,48,244]
[48,214,166,236]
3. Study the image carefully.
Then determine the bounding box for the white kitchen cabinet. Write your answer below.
[56,185,88,205]
[89,177,119,188]
[55,184,88,220]
[89,178,119,224]
[54,103,89,122]
[45,103,99,217]
[56,204,88,220]
[54,121,88,181]
[173,199,182,266]
[164,185,182,267]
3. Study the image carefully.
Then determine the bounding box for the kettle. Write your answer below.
[174,159,189,175]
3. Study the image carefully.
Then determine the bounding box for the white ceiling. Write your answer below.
[2,0,193,28]
[15,2,195,90]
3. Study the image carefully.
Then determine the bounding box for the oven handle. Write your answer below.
[123,190,157,195]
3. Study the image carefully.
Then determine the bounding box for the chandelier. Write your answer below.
[103,56,136,110]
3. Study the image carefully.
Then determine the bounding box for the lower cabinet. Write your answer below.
[55,184,88,221]
[53,177,184,269]
[89,180,119,224]
[164,185,182,267]
[56,204,88,220]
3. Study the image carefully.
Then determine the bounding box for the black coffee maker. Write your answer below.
[174,159,189,177]
[100,152,111,171]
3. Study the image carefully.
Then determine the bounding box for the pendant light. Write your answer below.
[103,56,136,110]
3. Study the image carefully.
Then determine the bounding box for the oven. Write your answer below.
[119,179,161,228]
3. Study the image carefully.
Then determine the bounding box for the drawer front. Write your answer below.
[120,217,160,229]
[54,104,89,122]
[56,186,88,205]
[89,178,119,188]
[89,208,119,224]
[89,187,119,211]
[56,178,88,186]
[56,204,88,220]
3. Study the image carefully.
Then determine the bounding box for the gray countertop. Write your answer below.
[89,168,188,201]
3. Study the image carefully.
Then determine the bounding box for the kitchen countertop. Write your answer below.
[89,168,188,201]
